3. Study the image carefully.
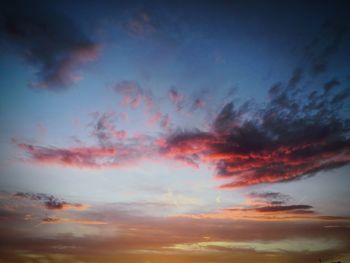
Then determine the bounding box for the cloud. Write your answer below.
[113,81,155,112]
[16,69,350,186]
[246,192,291,206]
[113,81,144,108]
[324,78,341,92]
[169,87,185,112]
[17,143,118,169]
[0,1,99,90]
[223,191,316,219]
[161,70,350,187]
[16,129,159,169]
[191,98,206,111]
[90,112,127,146]
[248,192,290,202]
[15,107,165,169]
[112,81,174,131]
[41,217,107,225]
[14,192,89,211]
[161,130,214,168]
[13,17,350,188]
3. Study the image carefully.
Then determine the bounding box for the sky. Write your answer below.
[0,0,350,262]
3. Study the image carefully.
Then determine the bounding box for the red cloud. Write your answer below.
[16,127,159,169]
[17,143,117,168]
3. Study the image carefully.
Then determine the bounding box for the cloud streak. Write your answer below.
[41,216,107,225]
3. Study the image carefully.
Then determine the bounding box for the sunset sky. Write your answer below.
[1,0,350,262]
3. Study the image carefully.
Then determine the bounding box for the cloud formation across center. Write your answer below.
[16,70,350,188]
[14,17,350,189]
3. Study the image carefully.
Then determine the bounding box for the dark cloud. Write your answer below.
[40,216,106,225]
[255,204,313,213]
[248,192,291,204]
[0,0,99,90]
[324,78,340,92]
[222,192,315,216]
[41,217,60,223]
[14,192,88,210]
[225,204,315,215]
[331,88,350,105]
